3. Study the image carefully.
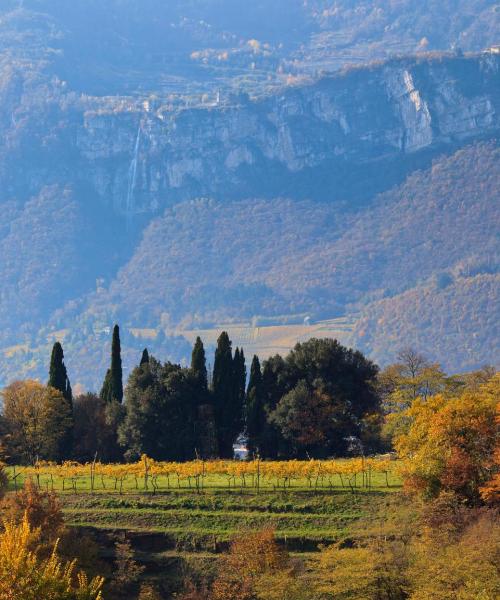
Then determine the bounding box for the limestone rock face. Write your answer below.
[1,54,498,220]
[72,55,499,218]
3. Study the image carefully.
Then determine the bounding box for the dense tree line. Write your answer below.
[0,347,498,600]
[0,326,384,464]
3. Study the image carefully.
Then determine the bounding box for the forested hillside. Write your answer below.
[0,2,498,388]
[59,142,498,380]
[1,1,498,95]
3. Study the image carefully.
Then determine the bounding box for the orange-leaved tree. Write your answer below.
[480,400,500,505]
[210,528,309,600]
[395,373,499,502]
[1,478,64,543]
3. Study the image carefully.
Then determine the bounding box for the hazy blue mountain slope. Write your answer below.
[1,1,498,95]
[0,3,498,386]
[277,143,500,306]
[350,274,499,371]
[61,142,499,377]
[0,185,131,345]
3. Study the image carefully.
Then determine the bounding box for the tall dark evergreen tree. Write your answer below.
[212,332,242,457]
[191,336,208,391]
[118,357,199,462]
[190,337,217,458]
[100,369,112,403]
[47,341,74,459]
[246,355,266,456]
[48,342,73,405]
[233,347,247,406]
[140,348,150,366]
[259,356,288,458]
[100,325,124,403]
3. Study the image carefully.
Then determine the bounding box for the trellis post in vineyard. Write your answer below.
[142,455,150,491]
[90,452,98,493]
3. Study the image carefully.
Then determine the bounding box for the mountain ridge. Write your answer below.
[0,3,498,387]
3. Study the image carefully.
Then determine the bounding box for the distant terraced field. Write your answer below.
[174,316,356,359]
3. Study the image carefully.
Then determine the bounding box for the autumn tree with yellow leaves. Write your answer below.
[1,380,73,464]
[191,528,311,600]
[394,373,499,503]
[0,515,104,600]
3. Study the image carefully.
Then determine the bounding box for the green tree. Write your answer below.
[246,355,266,456]
[140,348,150,366]
[100,325,123,403]
[48,342,72,405]
[262,339,380,457]
[270,381,342,458]
[73,393,123,462]
[212,332,242,458]
[259,355,288,459]
[119,357,199,461]
[190,337,217,457]
[48,342,74,458]
[234,347,247,409]
[118,359,156,461]
[191,336,208,391]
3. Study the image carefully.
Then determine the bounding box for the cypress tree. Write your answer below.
[100,325,124,403]
[212,332,242,458]
[111,325,124,402]
[66,380,73,404]
[191,337,216,458]
[140,348,150,366]
[259,357,286,459]
[48,342,72,405]
[191,336,208,391]
[48,342,74,459]
[234,347,247,404]
[100,369,112,403]
[246,355,265,456]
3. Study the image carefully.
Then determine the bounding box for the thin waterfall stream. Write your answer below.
[126,123,141,229]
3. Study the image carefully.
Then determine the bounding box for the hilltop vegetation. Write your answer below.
[1,0,498,95]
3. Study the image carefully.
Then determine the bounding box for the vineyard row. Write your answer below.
[9,456,399,494]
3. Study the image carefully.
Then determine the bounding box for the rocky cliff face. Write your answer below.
[75,54,500,217]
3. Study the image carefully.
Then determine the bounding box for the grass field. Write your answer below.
[5,464,405,552]
[59,489,408,550]
[3,466,412,593]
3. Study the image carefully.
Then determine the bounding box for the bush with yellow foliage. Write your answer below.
[0,515,104,600]
[394,373,499,503]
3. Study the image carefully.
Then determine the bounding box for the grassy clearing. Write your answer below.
[4,466,409,561]
[55,488,410,554]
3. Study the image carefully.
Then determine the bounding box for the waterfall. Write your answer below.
[126,123,141,229]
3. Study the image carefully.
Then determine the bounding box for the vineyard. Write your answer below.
[8,456,400,495]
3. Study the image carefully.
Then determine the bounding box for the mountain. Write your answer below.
[69,141,498,376]
[1,1,498,96]
[0,2,498,388]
